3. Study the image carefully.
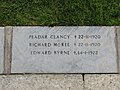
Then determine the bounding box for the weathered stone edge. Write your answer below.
[3,26,13,74]
[0,27,4,74]
[116,26,120,74]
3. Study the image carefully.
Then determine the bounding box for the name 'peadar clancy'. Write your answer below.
[29,35,70,39]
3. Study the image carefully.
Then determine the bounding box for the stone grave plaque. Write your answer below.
[0,27,4,73]
[11,26,117,73]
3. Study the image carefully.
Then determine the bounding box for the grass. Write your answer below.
[0,0,120,26]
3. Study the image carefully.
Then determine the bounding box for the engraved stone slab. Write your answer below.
[0,27,4,73]
[11,26,117,73]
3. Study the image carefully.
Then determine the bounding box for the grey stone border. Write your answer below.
[3,26,13,74]
[116,26,120,73]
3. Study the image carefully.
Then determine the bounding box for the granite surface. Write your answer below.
[0,74,83,90]
[85,74,120,90]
